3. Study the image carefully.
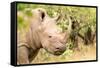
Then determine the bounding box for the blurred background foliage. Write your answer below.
[17,3,96,63]
[17,3,96,33]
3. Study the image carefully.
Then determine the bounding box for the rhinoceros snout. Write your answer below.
[54,45,66,55]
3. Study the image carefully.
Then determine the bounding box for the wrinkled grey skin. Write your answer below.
[17,8,68,64]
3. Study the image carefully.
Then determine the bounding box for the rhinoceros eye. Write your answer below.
[48,36,52,38]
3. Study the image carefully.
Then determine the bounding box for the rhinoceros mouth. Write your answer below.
[44,48,65,56]
[54,50,65,56]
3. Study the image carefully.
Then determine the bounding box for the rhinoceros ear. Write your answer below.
[37,8,47,22]
[53,15,62,24]
[41,11,45,21]
[53,15,61,21]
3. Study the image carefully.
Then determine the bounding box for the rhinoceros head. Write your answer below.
[33,8,68,56]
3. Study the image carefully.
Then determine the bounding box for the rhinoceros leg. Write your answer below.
[17,46,29,64]
[29,49,40,63]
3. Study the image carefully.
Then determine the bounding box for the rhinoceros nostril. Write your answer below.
[55,45,66,51]
[56,47,60,50]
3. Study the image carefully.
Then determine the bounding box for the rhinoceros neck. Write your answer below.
[28,21,42,50]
